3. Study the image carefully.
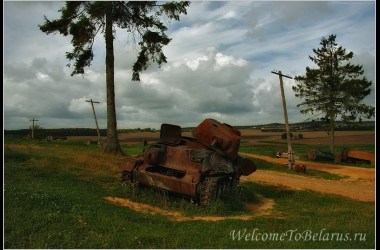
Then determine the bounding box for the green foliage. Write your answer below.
[39,1,190,79]
[281,132,294,140]
[293,34,374,123]
[293,34,374,154]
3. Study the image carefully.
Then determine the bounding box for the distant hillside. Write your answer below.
[4,127,160,139]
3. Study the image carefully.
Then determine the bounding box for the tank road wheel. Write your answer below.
[218,177,240,198]
[199,177,241,206]
[230,177,240,194]
[199,177,218,206]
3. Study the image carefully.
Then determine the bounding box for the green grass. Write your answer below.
[244,157,345,180]
[121,143,147,156]
[4,138,375,248]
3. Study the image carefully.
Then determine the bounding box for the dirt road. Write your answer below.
[241,153,375,202]
[241,153,375,181]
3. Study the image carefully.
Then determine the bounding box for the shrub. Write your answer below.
[281,132,294,139]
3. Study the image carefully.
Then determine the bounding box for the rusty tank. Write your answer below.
[120,118,256,205]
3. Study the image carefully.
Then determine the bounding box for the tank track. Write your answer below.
[199,176,240,206]
[199,177,218,206]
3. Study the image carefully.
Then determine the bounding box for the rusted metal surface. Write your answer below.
[159,123,182,144]
[191,118,241,159]
[235,157,257,176]
[120,157,143,172]
[120,118,257,205]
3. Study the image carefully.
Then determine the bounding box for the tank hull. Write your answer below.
[120,119,256,205]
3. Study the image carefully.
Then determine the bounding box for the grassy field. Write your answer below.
[4,138,375,248]
[239,141,375,168]
[241,157,345,180]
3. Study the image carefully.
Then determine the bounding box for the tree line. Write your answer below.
[4,127,158,139]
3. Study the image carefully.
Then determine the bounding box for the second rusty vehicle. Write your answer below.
[120,118,256,205]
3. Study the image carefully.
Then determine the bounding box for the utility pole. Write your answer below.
[29,118,39,139]
[86,99,101,143]
[271,70,295,169]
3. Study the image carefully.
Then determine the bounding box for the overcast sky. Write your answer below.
[3,1,376,130]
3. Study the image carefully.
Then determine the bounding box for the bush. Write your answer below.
[281,132,293,139]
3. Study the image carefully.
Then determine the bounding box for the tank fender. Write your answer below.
[235,156,256,176]
[120,156,144,172]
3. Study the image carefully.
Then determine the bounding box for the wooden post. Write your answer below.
[271,70,294,169]
[29,118,39,139]
[86,99,101,143]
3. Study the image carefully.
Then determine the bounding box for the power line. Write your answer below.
[271,70,295,169]
[271,70,292,79]
[85,99,101,142]
[303,112,324,123]
[29,118,39,139]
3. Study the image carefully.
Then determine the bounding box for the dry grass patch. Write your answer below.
[104,195,276,222]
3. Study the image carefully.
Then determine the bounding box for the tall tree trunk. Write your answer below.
[104,2,123,155]
[329,113,335,155]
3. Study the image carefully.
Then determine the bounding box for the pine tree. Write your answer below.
[39,1,190,154]
[293,34,374,154]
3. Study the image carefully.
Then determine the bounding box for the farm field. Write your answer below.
[67,129,376,146]
[4,129,375,248]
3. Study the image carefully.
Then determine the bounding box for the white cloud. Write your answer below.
[36,72,50,81]
[220,10,237,20]
[184,56,209,71]
[111,48,257,128]
[68,97,90,114]
[214,52,248,71]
